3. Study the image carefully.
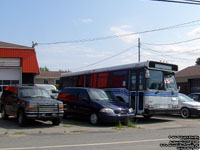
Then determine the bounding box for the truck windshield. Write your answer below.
[88,89,109,101]
[146,70,177,92]
[19,88,51,98]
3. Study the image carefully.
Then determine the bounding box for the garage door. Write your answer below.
[0,68,22,95]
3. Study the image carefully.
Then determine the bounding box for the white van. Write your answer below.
[34,84,58,99]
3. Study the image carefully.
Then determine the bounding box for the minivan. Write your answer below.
[57,87,134,125]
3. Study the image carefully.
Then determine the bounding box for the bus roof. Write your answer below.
[61,61,178,78]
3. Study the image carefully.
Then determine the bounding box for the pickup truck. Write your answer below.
[0,86,64,126]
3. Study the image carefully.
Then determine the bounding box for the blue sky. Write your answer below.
[1,0,200,71]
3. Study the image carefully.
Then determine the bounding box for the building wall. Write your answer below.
[177,82,190,95]
[34,78,59,85]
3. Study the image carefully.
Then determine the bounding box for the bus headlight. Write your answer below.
[100,108,114,114]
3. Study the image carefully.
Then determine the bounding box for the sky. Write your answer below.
[1,0,200,71]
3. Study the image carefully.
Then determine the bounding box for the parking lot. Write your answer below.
[1,114,200,136]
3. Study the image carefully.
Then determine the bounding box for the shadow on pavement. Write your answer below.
[1,113,199,130]
[0,116,56,130]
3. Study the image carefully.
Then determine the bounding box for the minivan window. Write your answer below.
[62,88,80,101]
[88,89,109,101]
[79,89,90,100]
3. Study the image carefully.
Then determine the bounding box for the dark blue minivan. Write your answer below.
[57,87,134,125]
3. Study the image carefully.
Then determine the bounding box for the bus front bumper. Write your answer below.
[144,108,180,115]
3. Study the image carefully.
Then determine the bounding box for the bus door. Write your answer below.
[130,70,145,115]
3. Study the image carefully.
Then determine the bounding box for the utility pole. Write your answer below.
[138,38,140,62]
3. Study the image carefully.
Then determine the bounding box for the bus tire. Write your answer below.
[181,108,190,118]
[143,114,153,119]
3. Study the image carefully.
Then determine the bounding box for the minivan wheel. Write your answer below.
[1,106,8,120]
[181,108,190,118]
[90,113,98,125]
[18,110,26,126]
[52,118,61,126]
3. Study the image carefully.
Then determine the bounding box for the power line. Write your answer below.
[140,45,195,61]
[152,0,200,5]
[142,36,200,46]
[71,44,137,71]
[37,19,200,45]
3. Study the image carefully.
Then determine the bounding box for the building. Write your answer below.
[0,41,40,90]
[34,71,67,86]
[176,65,200,94]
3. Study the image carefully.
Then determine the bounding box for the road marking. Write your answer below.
[0,138,168,150]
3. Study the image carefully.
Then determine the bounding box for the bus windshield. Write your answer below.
[164,74,177,92]
[146,70,177,92]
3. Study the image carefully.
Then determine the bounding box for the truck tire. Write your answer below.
[18,110,26,127]
[52,118,61,126]
[1,106,8,120]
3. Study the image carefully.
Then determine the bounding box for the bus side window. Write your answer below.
[131,72,136,91]
[97,73,109,88]
[110,70,128,88]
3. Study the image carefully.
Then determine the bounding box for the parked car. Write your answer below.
[0,86,64,126]
[35,84,59,99]
[57,87,134,125]
[178,93,200,118]
[188,93,200,102]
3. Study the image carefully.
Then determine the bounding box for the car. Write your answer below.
[34,84,59,99]
[0,86,64,126]
[57,87,134,125]
[188,93,200,102]
[178,93,200,118]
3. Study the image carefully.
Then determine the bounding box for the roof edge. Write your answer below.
[0,46,34,50]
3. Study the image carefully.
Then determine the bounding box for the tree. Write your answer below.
[195,58,200,66]
[40,66,49,71]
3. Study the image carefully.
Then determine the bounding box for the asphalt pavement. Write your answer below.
[0,115,200,150]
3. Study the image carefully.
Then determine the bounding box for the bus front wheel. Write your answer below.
[143,114,153,119]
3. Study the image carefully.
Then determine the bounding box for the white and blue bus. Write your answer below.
[60,61,179,118]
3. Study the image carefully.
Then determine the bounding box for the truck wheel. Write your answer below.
[90,113,99,125]
[1,106,8,120]
[18,110,26,127]
[181,108,190,118]
[52,118,61,126]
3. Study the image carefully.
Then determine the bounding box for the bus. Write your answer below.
[59,61,179,118]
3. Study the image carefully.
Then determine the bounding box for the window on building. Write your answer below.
[44,79,48,84]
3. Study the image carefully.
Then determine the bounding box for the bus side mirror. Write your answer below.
[178,86,180,92]
[145,70,150,78]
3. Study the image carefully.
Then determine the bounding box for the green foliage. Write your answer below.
[195,57,200,65]
[113,121,124,130]
[40,66,49,71]
[126,118,137,128]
